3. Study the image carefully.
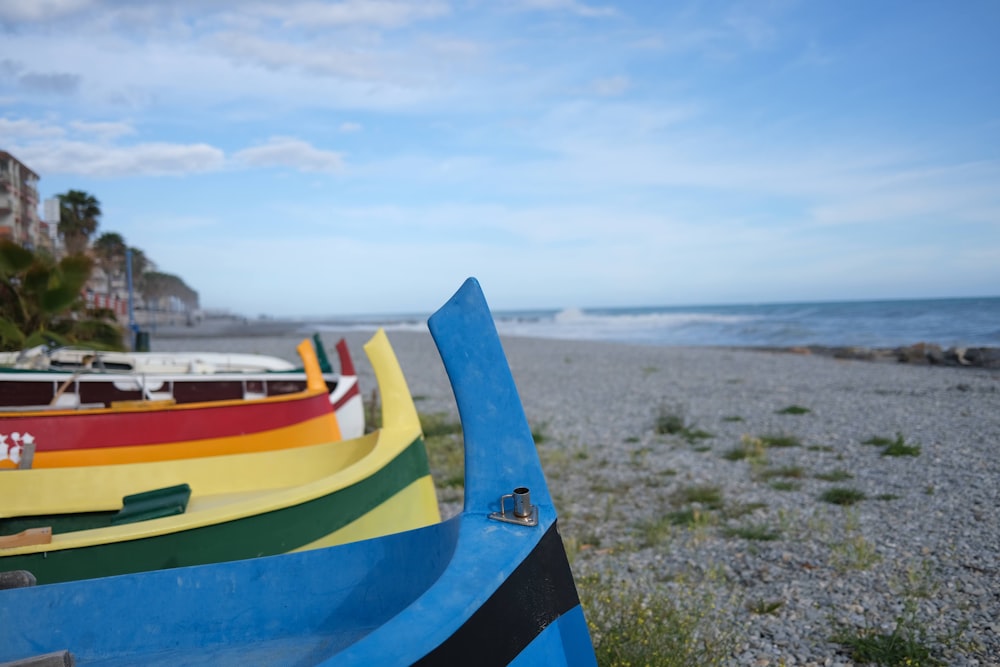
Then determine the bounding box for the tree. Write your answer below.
[127,246,152,294]
[92,232,127,295]
[140,271,199,312]
[0,240,124,351]
[57,190,101,255]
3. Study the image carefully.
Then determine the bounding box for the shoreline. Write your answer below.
[149,320,1000,369]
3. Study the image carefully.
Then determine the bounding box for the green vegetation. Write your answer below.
[2,188,202,351]
[723,523,781,541]
[758,465,806,480]
[759,433,802,448]
[864,433,922,457]
[722,434,767,463]
[579,572,737,667]
[882,436,921,457]
[820,487,867,506]
[815,469,854,482]
[768,480,801,492]
[747,599,784,615]
[824,511,881,573]
[833,626,940,666]
[654,405,713,443]
[776,405,811,415]
[674,484,723,509]
[419,411,464,489]
[0,240,124,351]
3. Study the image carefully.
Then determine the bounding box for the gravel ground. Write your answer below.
[156,327,1000,666]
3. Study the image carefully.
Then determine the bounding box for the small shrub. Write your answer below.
[654,405,713,443]
[881,434,921,457]
[667,508,716,528]
[579,572,737,667]
[821,487,866,506]
[759,433,802,448]
[722,415,744,422]
[829,510,881,572]
[723,523,781,541]
[635,515,674,547]
[721,501,768,520]
[723,435,766,463]
[758,465,806,480]
[530,421,550,444]
[747,599,784,615]
[833,600,943,667]
[655,407,687,435]
[776,405,811,415]
[674,485,723,509]
[769,480,801,492]
[815,469,854,482]
[834,627,940,666]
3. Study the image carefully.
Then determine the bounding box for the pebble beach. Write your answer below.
[156,324,1000,666]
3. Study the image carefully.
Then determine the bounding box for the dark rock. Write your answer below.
[962,347,1000,369]
[896,343,942,365]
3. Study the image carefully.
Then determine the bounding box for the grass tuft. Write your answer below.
[419,412,464,489]
[654,405,713,443]
[759,433,802,448]
[723,523,781,541]
[722,435,767,463]
[820,487,866,506]
[579,572,737,667]
[747,599,784,615]
[881,434,921,457]
[674,484,724,509]
[776,405,811,415]
[815,469,854,482]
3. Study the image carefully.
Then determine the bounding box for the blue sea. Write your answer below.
[309,297,1000,349]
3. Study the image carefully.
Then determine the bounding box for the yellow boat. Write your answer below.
[0,330,440,584]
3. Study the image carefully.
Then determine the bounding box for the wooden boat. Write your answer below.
[0,335,365,439]
[0,328,440,584]
[0,277,597,666]
[0,339,364,469]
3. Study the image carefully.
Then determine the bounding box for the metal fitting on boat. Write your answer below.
[489,486,538,527]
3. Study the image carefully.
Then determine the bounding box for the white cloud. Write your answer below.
[339,122,363,133]
[513,0,617,18]
[16,141,225,177]
[211,32,382,80]
[263,0,451,29]
[68,120,136,140]
[233,137,344,173]
[0,0,95,24]
[0,117,66,139]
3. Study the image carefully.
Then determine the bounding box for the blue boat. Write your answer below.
[0,278,597,667]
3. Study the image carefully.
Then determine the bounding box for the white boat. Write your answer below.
[0,335,365,438]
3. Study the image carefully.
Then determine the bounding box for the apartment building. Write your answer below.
[0,150,52,253]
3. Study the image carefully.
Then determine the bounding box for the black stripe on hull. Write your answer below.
[414,521,580,667]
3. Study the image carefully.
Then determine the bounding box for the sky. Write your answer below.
[1,0,998,318]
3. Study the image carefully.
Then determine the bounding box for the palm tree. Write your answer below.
[57,190,101,255]
[92,232,127,295]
